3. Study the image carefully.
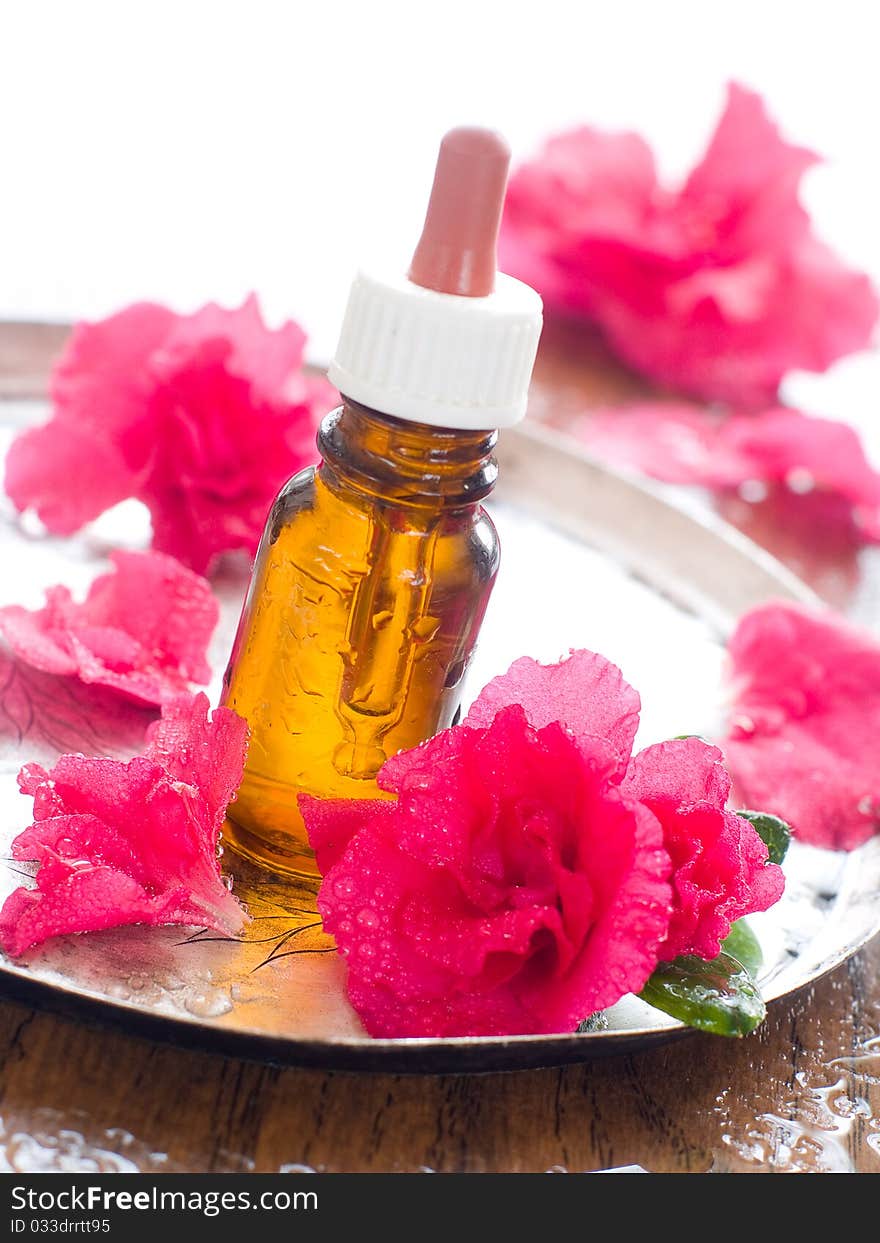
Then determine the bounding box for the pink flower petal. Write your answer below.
[301,795,396,876]
[381,707,622,903]
[501,83,878,405]
[623,738,784,958]
[141,345,317,573]
[4,422,137,535]
[0,649,157,761]
[0,551,218,706]
[0,693,248,957]
[0,601,80,677]
[678,83,816,256]
[622,737,731,808]
[145,691,249,833]
[582,403,880,544]
[583,403,749,487]
[500,125,658,318]
[723,602,880,849]
[50,303,178,436]
[722,410,880,531]
[464,649,640,777]
[155,294,307,399]
[0,864,194,960]
[4,297,330,574]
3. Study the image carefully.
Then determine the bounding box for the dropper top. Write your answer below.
[408,127,511,298]
[328,124,541,429]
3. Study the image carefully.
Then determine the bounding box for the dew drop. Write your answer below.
[184,989,234,1018]
[786,467,815,495]
[738,479,769,503]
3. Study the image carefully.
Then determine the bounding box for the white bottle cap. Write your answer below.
[328,126,543,431]
[328,269,543,430]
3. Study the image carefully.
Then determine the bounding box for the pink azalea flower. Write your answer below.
[724,602,880,850]
[582,402,880,542]
[501,83,878,405]
[0,693,248,956]
[303,707,672,1038]
[301,652,782,1037]
[4,296,334,574]
[0,550,218,706]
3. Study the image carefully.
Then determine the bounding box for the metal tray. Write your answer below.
[2,410,878,1072]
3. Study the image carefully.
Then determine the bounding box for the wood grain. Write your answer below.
[0,935,877,1172]
[0,319,878,1174]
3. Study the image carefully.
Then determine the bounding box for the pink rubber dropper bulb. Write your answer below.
[408,127,512,298]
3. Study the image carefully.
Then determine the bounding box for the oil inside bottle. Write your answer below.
[221,398,500,877]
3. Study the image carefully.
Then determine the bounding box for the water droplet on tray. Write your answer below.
[183,989,234,1019]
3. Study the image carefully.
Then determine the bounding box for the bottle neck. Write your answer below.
[317,398,498,508]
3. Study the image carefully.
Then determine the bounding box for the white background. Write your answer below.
[1,0,878,438]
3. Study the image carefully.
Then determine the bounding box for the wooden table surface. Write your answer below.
[1,321,879,1175]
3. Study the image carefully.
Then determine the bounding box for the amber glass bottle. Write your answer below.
[221,126,541,877]
[222,398,500,875]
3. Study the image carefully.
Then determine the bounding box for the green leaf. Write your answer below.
[721,919,763,979]
[736,809,792,865]
[638,952,766,1037]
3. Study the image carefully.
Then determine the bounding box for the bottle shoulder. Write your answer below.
[277,464,318,504]
[470,505,501,581]
[265,466,498,582]
[267,465,318,541]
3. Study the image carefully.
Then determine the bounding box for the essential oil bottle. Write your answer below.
[222,127,543,877]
